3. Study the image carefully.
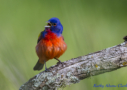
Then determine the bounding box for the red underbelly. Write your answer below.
[36,36,67,60]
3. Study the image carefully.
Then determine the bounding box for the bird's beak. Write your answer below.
[45,21,51,28]
[45,25,51,28]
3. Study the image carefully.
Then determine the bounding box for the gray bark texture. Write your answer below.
[19,41,127,90]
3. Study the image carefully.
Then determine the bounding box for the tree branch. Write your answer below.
[19,41,127,90]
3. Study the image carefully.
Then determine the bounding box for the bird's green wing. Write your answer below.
[37,31,44,43]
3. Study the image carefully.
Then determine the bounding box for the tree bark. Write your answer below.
[19,41,127,90]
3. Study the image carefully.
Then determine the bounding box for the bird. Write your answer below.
[33,17,67,71]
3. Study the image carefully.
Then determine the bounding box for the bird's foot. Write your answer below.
[57,61,64,67]
[54,58,64,67]
[57,60,62,64]
[45,68,50,72]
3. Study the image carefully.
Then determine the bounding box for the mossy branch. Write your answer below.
[19,41,127,90]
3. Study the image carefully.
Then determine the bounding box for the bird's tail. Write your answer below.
[33,60,44,70]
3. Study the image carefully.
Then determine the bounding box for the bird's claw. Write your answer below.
[57,61,64,66]
[45,68,50,72]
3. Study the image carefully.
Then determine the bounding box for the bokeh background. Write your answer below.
[0,0,127,90]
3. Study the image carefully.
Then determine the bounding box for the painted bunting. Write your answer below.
[33,17,67,71]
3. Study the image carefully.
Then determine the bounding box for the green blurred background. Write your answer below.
[0,0,127,90]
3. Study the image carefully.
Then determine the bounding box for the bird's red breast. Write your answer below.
[36,30,67,64]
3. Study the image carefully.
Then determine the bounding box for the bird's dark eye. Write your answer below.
[52,23,56,26]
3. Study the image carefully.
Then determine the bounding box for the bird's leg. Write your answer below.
[54,58,62,63]
[44,61,49,72]
[54,58,63,65]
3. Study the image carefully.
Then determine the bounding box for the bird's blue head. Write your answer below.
[45,17,63,36]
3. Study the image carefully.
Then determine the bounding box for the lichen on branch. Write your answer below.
[19,41,127,90]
